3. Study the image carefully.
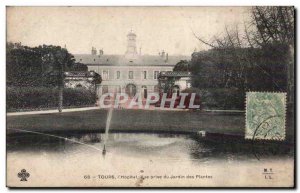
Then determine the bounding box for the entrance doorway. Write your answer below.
[141,85,147,99]
[125,84,137,97]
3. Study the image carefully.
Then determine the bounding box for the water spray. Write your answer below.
[102,92,116,154]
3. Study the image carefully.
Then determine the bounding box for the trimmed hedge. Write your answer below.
[7,87,96,111]
[199,88,245,110]
[182,87,245,110]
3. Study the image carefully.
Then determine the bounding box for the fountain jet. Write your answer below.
[102,93,115,154]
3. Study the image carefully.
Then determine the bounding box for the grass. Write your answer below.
[7,109,294,142]
[7,109,243,133]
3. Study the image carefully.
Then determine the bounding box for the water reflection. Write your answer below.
[188,134,294,162]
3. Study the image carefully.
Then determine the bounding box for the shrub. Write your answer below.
[195,88,245,110]
[181,87,202,95]
[7,86,96,111]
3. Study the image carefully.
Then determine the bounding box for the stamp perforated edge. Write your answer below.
[245,91,287,141]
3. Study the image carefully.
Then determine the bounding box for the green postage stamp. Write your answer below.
[245,92,286,141]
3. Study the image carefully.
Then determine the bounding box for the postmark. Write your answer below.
[245,92,286,141]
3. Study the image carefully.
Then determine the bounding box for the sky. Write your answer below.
[7,7,251,56]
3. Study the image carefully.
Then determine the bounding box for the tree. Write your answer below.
[39,45,75,112]
[6,43,76,87]
[249,7,294,105]
[173,60,190,72]
[158,76,176,94]
[249,7,294,47]
[190,6,293,110]
[72,62,88,71]
[191,6,293,93]
[7,43,77,112]
[7,43,44,86]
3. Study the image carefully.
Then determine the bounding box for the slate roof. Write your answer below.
[73,54,190,66]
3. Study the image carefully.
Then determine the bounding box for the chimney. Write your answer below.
[165,53,168,62]
[99,49,104,56]
[91,47,97,55]
[161,50,165,58]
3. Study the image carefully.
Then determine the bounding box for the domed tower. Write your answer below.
[125,30,138,59]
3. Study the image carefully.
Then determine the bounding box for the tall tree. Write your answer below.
[250,7,294,104]
[6,43,76,87]
[7,43,77,112]
[191,6,293,93]
[37,45,75,112]
[173,60,190,72]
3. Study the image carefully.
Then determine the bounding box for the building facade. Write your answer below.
[64,71,101,91]
[158,71,192,94]
[74,31,190,98]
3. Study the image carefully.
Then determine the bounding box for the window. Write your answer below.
[143,71,147,79]
[102,85,108,94]
[114,86,122,93]
[154,85,159,93]
[116,71,121,79]
[154,71,159,79]
[103,70,109,80]
[142,85,147,98]
[129,71,134,79]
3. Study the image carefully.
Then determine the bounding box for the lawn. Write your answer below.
[6,109,294,142]
[7,109,244,134]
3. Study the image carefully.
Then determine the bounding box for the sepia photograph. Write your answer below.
[5,6,295,188]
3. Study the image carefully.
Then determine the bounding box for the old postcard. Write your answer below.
[6,6,295,188]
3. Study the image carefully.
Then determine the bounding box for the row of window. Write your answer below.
[102,70,161,80]
[101,85,160,94]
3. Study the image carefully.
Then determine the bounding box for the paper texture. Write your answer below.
[6,6,295,188]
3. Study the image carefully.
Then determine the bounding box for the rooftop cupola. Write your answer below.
[125,30,138,60]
